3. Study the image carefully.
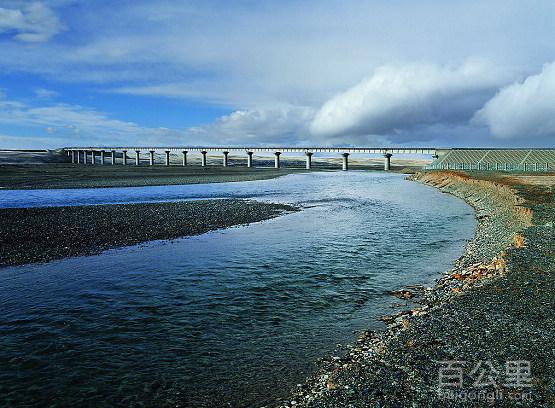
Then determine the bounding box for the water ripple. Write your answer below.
[0,171,476,407]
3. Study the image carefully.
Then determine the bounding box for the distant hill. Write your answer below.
[0,149,68,164]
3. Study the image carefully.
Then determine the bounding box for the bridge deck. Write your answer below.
[64,147,436,154]
[62,147,555,172]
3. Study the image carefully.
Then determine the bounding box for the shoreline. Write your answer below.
[0,164,307,190]
[285,171,554,407]
[0,162,423,190]
[0,199,298,267]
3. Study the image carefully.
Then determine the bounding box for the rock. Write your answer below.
[388,290,415,299]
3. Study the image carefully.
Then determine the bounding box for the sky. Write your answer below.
[0,0,555,149]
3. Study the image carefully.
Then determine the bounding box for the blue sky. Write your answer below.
[0,0,555,149]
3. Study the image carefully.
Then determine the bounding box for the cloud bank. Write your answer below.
[1,1,555,147]
[474,61,555,140]
[187,106,315,145]
[310,62,505,139]
[0,93,182,148]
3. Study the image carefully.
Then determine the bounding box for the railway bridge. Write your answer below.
[63,147,555,172]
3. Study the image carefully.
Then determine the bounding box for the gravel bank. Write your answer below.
[0,164,304,189]
[284,171,555,407]
[0,199,298,267]
[0,162,425,190]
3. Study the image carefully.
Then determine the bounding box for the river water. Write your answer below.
[0,171,475,407]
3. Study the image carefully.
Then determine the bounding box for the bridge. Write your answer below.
[63,147,555,172]
[63,147,435,171]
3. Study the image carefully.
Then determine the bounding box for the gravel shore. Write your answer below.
[0,161,425,190]
[0,199,298,267]
[0,164,304,189]
[284,171,555,407]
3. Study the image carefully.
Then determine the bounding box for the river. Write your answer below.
[0,171,475,407]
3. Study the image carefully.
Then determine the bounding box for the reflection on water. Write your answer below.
[0,172,475,407]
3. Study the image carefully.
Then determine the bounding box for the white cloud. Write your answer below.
[473,61,555,140]
[0,1,555,147]
[310,61,507,139]
[113,82,250,108]
[0,1,550,103]
[34,88,58,99]
[0,93,183,147]
[0,2,62,42]
[187,106,315,145]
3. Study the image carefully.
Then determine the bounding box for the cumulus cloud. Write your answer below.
[473,61,555,140]
[310,61,506,139]
[1,1,555,147]
[0,2,62,42]
[187,106,315,145]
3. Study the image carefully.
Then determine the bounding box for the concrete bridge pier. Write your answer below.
[274,152,281,168]
[165,150,170,166]
[135,150,141,166]
[72,151,76,164]
[122,150,128,165]
[84,150,89,165]
[111,150,116,165]
[305,152,313,169]
[100,150,105,165]
[342,153,349,171]
[182,151,188,166]
[201,151,207,167]
[149,150,155,166]
[384,153,392,171]
[247,151,253,168]
[91,151,96,165]
[223,151,229,167]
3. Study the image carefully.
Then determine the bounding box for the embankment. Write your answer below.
[413,171,532,265]
[286,171,555,407]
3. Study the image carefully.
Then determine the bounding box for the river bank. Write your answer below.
[0,171,475,408]
[0,164,306,189]
[0,150,429,189]
[285,171,555,407]
[0,199,298,267]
